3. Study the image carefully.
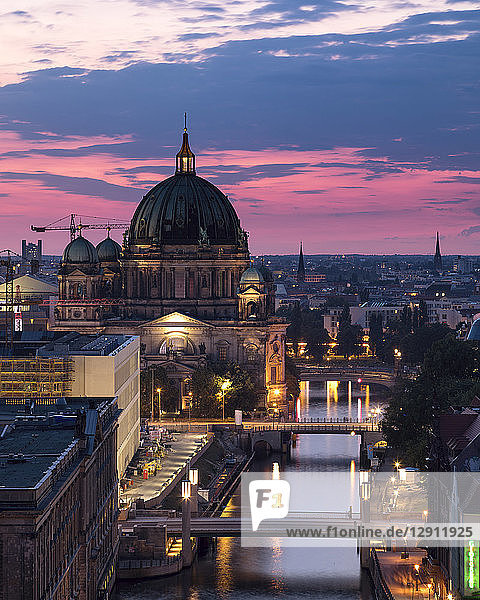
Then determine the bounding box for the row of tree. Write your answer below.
[140,357,300,419]
[382,336,480,466]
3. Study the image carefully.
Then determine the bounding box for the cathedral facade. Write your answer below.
[53,127,288,415]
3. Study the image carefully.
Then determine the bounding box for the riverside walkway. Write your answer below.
[121,433,211,507]
[373,549,431,600]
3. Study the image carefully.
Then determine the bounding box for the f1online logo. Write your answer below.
[249,480,290,531]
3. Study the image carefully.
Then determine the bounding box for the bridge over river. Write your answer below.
[121,512,362,537]
[298,366,396,389]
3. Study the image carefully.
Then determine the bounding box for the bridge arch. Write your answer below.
[253,439,273,454]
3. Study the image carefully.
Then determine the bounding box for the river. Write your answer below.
[115,380,389,600]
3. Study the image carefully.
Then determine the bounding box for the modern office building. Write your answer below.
[37,333,141,477]
[21,239,42,263]
[0,332,140,477]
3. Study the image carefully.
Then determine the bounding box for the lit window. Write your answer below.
[218,347,227,361]
[271,366,277,384]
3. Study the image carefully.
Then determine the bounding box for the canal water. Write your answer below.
[116,381,388,600]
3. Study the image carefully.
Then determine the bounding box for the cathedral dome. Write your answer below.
[62,236,99,264]
[97,235,121,262]
[129,129,241,246]
[240,266,264,284]
[467,318,480,341]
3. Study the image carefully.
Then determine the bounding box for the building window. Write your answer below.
[271,366,277,384]
[218,347,227,361]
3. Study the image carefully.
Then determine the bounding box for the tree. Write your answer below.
[305,327,330,361]
[140,365,179,418]
[285,355,301,401]
[401,306,412,332]
[368,312,383,356]
[401,324,451,365]
[190,362,257,418]
[337,306,362,358]
[279,305,331,360]
[382,337,480,467]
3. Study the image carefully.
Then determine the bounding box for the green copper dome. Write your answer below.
[240,266,264,284]
[62,236,99,264]
[129,131,241,246]
[97,236,121,261]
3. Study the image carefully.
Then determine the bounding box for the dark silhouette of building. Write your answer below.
[21,239,42,263]
[433,231,443,273]
[297,242,305,283]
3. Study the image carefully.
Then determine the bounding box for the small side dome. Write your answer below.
[62,236,99,264]
[240,266,264,284]
[97,236,121,262]
[467,318,480,341]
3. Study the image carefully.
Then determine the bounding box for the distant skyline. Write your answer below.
[0,1,479,255]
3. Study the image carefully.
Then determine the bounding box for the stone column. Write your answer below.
[170,268,175,298]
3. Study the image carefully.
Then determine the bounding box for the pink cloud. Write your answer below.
[0,130,479,255]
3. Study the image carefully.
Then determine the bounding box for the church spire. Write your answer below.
[297,242,305,283]
[175,112,196,174]
[434,231,443,273]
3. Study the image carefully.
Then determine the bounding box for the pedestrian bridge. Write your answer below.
[242,419,383,456]
[246,419,380,435]
[121,512,362,537]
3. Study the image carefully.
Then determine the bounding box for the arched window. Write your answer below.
[245,344,258,362]
[159,336,195,356]
[247,301,257,318]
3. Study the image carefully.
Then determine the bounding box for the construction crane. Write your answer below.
[31,213,130,242]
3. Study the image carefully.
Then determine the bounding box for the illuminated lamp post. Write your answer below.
[272,388,280,425]
[189,468,199,516]
[156,387,162,420]
[181,480,192,566]
[187,391,193,431]
[394,348,402,377]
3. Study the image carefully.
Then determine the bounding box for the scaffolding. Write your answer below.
[0,357,73,399]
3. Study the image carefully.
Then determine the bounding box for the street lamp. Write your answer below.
[187,391,193,429]
[189,469,198,485]
[414,564,420,590]
[427,583,432,600]
[221,379,231,421]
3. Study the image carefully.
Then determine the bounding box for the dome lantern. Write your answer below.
[175,113,195,175]
[129,120,243,247]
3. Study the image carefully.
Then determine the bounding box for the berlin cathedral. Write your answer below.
[53,126,288,414]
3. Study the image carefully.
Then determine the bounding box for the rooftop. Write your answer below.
[0,396,118,491]
[37,332,136,357]
[0,396,114,422]
[0,424,75,488]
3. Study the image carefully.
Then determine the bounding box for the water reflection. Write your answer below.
[116,380,388,600]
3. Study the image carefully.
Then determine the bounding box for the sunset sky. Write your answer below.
[0,0,479,255]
